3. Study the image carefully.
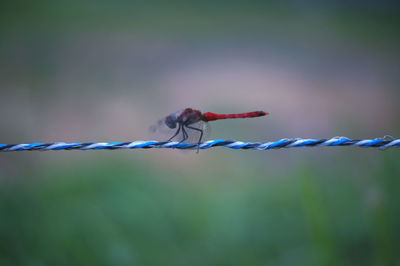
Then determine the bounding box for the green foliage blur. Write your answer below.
[1,152,400,265]
[1,1,400,265]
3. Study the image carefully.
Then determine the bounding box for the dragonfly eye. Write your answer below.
[165,115,177,129]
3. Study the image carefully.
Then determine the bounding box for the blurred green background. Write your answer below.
[1,1,399,265]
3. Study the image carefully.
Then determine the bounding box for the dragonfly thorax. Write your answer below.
[177,108,203,125]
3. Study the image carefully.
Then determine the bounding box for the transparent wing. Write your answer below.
[149,120,210,143]
[183,121,210,144]
[149,118,176,140]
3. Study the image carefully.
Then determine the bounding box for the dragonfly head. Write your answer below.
[165,114,177,129]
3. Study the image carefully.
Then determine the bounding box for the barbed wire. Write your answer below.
[0,137,399,152]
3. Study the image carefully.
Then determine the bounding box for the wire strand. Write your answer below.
[0,137,399,152]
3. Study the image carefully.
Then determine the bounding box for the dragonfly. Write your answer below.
[150,108,269,150]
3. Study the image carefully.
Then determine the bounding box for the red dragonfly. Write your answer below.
[150,108,269,146]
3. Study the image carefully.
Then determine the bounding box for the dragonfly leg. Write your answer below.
[180,126,188,143]
[185,125,203,153]
[167,124,181,142]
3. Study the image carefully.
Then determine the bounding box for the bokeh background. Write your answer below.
[1,1,400,265]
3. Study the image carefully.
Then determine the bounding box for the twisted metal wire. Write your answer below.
[0,137,399,152]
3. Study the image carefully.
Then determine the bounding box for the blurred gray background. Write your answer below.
[0,1,399,265]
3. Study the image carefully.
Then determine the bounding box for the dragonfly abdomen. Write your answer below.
[203,111,268,121]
